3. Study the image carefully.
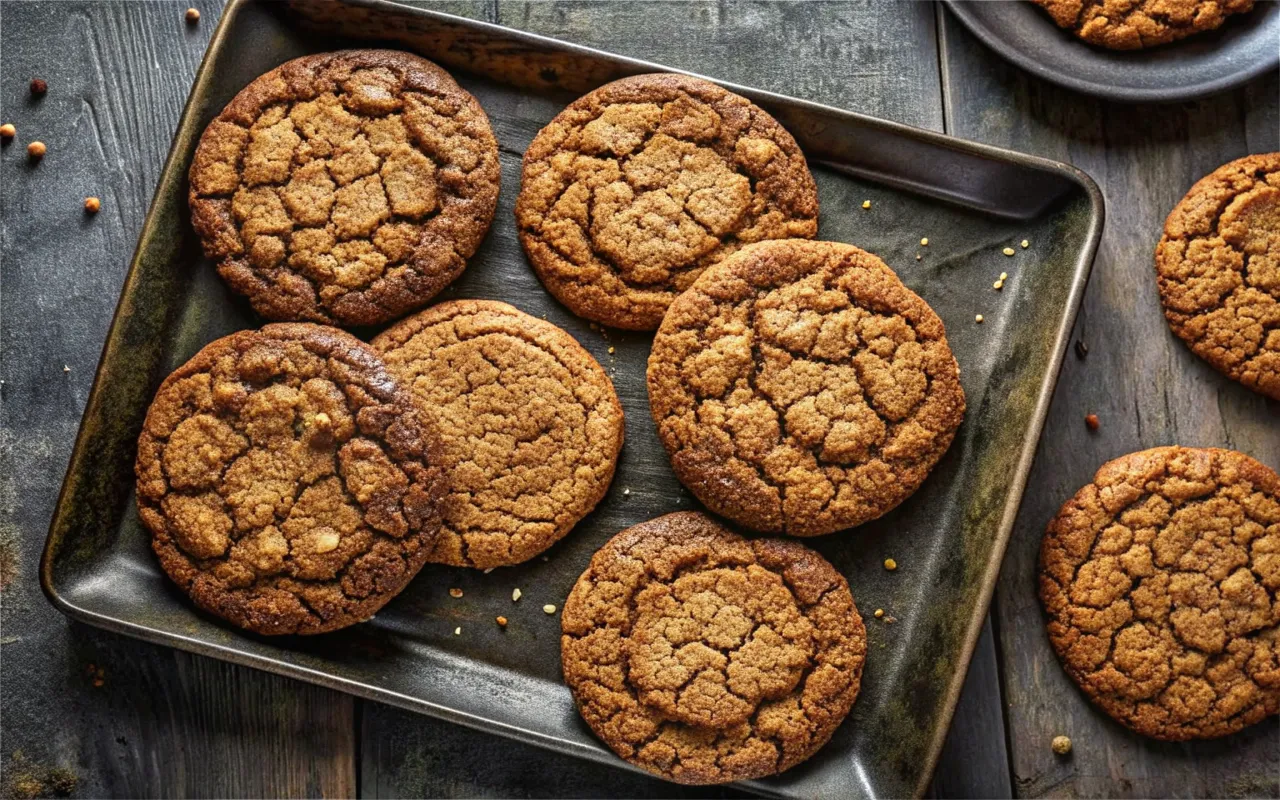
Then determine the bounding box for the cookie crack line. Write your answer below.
[189,49,500,327]
[1041,446,1280,740]
[1155,153,1280,400]
[561,513,865,784]
[136,323,446,635]
[649,239,965,535]
[516,73,819,331]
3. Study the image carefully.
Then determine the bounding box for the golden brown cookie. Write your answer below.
[516,73,819,331]
[647,240,965,536]
[1040,446,1280,740]
[372,300,624,568]
[189,50,500,327]
[1156,153,1280,400]
[135,323,447,635]
[1031,0,1254,49]
[561,512,865,784]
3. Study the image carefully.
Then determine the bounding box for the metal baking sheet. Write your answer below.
[40,0,1103,796]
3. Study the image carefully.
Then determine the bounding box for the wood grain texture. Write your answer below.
[0,3,354,797]
[938,5,1280,798]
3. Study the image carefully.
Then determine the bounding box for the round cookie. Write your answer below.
[1031,0,1254,49]
[372,300,624,568]
[135,323,447,635]
[647,239,965,536]
[189,49,500,327]
[516,73,819,331]
[561,512,866,784]
[1156,153,1280,400]
[1040,446,1280,740]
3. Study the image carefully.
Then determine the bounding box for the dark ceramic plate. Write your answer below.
[944,0,1280,103]
[40,0,1103,796]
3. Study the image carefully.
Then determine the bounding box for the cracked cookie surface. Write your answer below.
[135,323,447,635]
[1030,0,1254,49]
[561,512,865,784]
[516,73,818,331]
[1156,153,1280,400]
[189,49,500,327]
[1040,446,1280,740]
[372,300,624,568]
[647,240,965,536]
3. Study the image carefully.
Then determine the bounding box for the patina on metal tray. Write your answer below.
[40,0,1103,796]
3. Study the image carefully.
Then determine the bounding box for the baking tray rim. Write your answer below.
[40,0,1106,795]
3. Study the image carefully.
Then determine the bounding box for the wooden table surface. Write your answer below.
[2,2,1276,797]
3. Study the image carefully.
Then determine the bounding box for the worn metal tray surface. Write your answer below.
[41,1,1103,796]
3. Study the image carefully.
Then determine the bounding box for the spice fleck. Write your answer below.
[496,616,508,627]
[883,558,897,571]
[30,78,47,97]
[1051,735,1072,755]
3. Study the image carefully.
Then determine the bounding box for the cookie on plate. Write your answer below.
[561,512,866,784]
[1156,152,1280,400]
[135,323,447,635]
[372,300,623,568]
[189,49,500,327]
[1031,0,1254,50]
[647,239,965,536]
[1040,446,1280,740]
[516,73,819,330]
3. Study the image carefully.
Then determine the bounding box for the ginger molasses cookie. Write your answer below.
[135,323,447,635]
[372,300,623,568]
[1031,0,1254,49]
[1040,446,1280,740]
[647,240,965,536]
[1156,153,1280,400]
[189,50,500,327]
[562,512,866,784]
[516,73,819,331]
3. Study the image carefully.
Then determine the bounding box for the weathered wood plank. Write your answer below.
[938,6,1280,798]
[0,2,355,796]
